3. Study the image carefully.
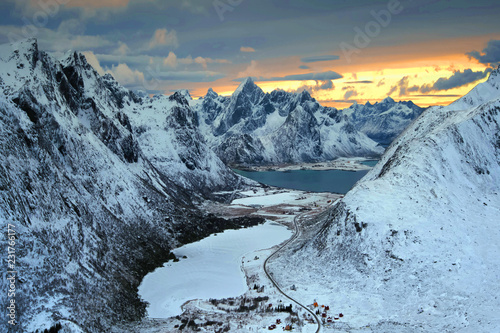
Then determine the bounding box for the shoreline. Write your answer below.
[232,157,378,172]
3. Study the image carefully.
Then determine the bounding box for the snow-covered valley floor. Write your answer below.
[121,187,341,332]
[138,221,293,318]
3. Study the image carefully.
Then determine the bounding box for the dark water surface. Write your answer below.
[234,168,370,194]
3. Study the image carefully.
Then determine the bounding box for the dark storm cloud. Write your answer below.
[317,80,334,90]
[345,80,374,84]
[344,89,358,100]
[432,68,492,90]
[391,68,493,96]
[467,40,500,66]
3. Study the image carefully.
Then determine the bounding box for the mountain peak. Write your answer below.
[486,65,500,82]
[206,87,218,99]
[169,91,189,106]
[10,37,38,54]
[382,96,395,104]
[5,37,39,68]
[176,89,192,101]
[241,76,254,85]
[299,89,312,99]
[234,77,259,95]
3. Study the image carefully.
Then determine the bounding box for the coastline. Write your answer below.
[233,157,378,172]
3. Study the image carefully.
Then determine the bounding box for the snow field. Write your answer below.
[138,221,292,318]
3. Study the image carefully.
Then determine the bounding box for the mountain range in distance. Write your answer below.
[190,77,425,166]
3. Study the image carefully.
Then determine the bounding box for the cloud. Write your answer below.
[106,63,145,86]
[179,55,194,65]
[235,70,343,82]
[387,76,410,96]
[163,52,229,69]
[387,85,397,96]
[387,69,492,96]
[432,68,492,90]
[467,40,500,66]
[57,19,86,35]
[345,80,374,84]
[82,51,105,75]
[317,80,334,90]
[163,51,178,68]
[407,85,420,93]
[64,0,130,8]
[397,76,410,96]
[419,84,433,94]
[237,60,259,78]
[344,89,358,100]
[0,24,113,52]
[154,71,225,82]
[287,84,313,94]
[377,79,386,87]
[148,28,178,49]
[194,56,230,69]
[240,46,256,52]
[301,55,340,63]
[194,56,208,69]
[114,41,130,56]
[299,65,310,70]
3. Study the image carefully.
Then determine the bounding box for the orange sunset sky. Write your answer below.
[2,0,499,109]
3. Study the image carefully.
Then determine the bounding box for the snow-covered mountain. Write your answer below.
[271,67,500,331]
[342,97,425,145]
[0,39,254,332]
[193,78,384,165]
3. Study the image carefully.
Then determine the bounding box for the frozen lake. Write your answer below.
[138,221,292,318]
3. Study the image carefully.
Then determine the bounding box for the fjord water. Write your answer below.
[234,169,370,194]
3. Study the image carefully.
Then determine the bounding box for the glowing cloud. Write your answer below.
[148,28,178,49]
[240,46,256,52]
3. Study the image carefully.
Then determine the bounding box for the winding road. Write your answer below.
[263,212,321,333]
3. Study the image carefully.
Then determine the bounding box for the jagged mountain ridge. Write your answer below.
[193,78,423,166]
[271,67,500,331]
[0,39,256,332]
[343,96,425,145]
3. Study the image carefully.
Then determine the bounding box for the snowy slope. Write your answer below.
[0,39,250,333]
[271,66,500,331]
[194,79,384,165]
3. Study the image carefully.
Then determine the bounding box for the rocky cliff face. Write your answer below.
[271,67,500,331]
[0,39,253,332]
